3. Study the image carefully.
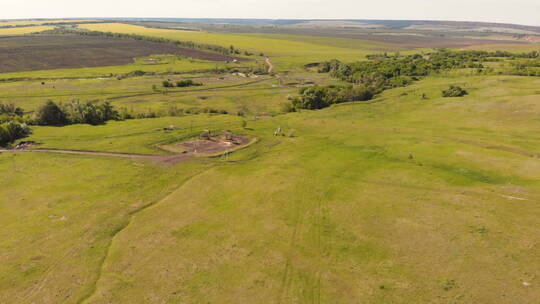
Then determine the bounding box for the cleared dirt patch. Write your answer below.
[178,134,251,154]
[0,35,242,73]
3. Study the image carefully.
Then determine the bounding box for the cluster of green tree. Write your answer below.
[41,28,244,56]
[292,49,540,111]
[0,121,31,146]
[176,79,203,87]
[320,49,540,85]
[506,59,540,76]
[442,85,468,97]
[286,85,374,111]
[0,103,24,117]
[161,79,203,88]
[0,103,31,146]
[33,100,119,126]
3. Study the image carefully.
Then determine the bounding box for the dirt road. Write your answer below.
[0,148,191,165]
[0,136,254,165]
[265,57,274,73]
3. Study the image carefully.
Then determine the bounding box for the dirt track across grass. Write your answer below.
[0,148,191,164]
[0,135,253,165]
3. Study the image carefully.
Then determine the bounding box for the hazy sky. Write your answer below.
[2,0,540,26]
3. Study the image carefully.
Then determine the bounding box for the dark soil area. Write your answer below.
[0,35,242,73]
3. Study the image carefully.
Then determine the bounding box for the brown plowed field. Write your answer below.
[0,35,243,73]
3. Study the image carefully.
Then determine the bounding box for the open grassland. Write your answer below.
[80,23,399,70]
[2,74,540,303]
[0,153,210,303]
[0,26,54,35]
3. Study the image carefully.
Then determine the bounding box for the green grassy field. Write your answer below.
[2,73,540,303]
[1,22,540,303]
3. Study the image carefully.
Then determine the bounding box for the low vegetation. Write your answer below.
[442,85,468,97]
[176,79,203,87]
[288,85,374,110]
[162,79,203,88]
[0,102,31,146]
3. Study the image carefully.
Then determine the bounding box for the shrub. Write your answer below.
[176,79,202,87]
[162,80,174,88]
[62,100,119,125]
[33,100,68,126]
[290,85,375,110]
[442,85,468,97]
[0,121,31,146]
[33,100,119,126]
[280,102,296,113]
[0,102,24,116]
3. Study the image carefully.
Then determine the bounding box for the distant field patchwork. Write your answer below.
[0,26,53,35]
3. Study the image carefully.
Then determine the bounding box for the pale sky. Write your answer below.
[2,0,540,26]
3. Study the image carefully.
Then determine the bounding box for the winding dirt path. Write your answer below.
[265,57,274,74]
[265,57,286,88]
